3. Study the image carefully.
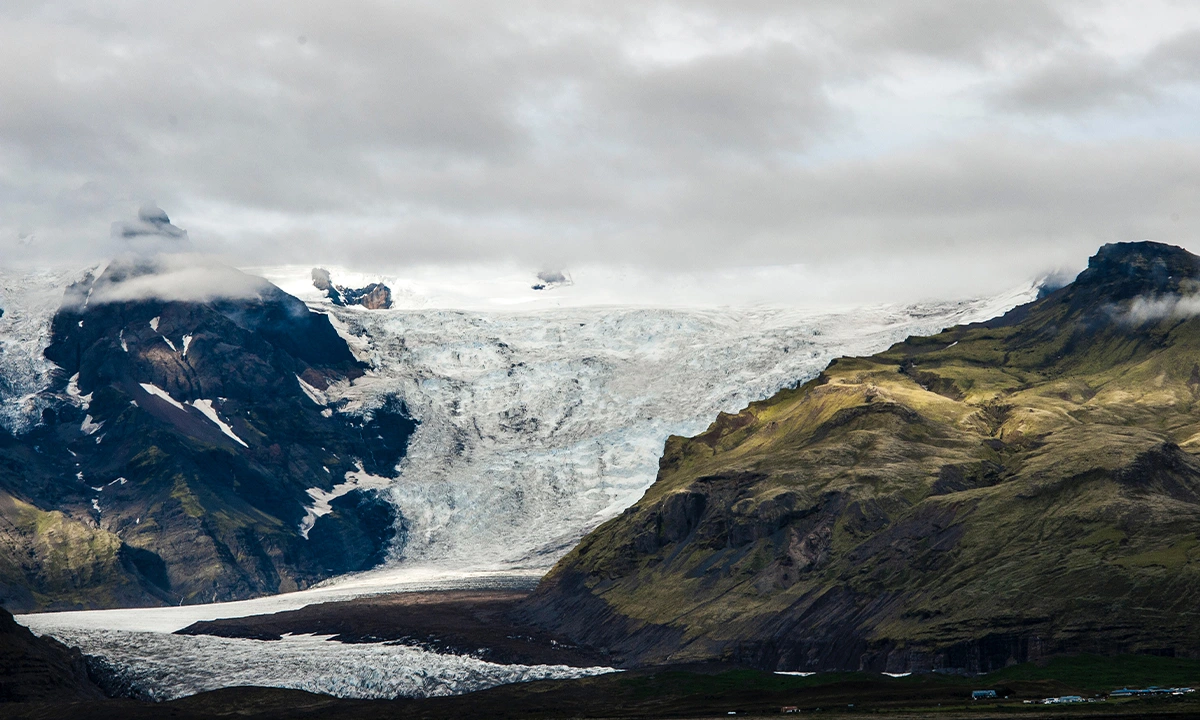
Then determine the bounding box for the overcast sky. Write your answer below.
[3,1,1200,303]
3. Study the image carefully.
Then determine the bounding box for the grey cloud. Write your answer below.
[1143,29,1200,81]
[1115,291,1200,325]
[536,270,566,284]
[1,1,1199,305]
[844,0,1073,63]
[597,43,832,155]
[993,52,1153,114]
[995,27,1200,115]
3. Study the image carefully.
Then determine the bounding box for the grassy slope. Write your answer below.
[0,490,151,611]
[531,242,1200,670]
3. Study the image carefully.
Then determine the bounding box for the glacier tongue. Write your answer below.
[323,287,1037,573]
[57,628,616,701]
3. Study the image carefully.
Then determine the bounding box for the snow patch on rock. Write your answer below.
[66,373,93,408]
[299,463,392,538]
[80,415,103,435]
[139,382,185,411]
[190,399,248,448]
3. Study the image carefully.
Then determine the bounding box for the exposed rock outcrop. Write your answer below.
[312,268,393,309]
[531,270,571,291]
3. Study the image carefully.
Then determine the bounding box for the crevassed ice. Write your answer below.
[19,571,596,701]
[319,284,1037,574]
[41,627,617,701]
[0,267,85,433]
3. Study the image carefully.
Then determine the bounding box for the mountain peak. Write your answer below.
[137,201,173,227]
[111,202,188,243]
[1072,241,1200,302]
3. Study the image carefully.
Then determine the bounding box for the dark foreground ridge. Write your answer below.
[0,606,102,702]
[7,655,1200,719]
[522,241,1200,672]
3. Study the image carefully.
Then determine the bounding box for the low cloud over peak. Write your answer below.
[79,254,276,307]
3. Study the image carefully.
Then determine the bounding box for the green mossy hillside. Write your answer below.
[528,241,1200,673]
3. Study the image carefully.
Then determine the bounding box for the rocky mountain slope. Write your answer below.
[0,257,415,611]
[0,605,103,701]
[526,241,1200,673]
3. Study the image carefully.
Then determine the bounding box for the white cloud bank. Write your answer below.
[82,253,276,306]
[3,1,1200,304]
[1119,293,1200,324]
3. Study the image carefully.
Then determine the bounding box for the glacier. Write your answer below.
[0,267,81,432]
[6,262,1039,700]
[52,629,617,701]
[311,288,1039,574]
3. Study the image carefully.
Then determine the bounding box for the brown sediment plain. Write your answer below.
[176,589,613,667]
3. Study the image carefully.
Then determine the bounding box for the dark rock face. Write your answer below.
[531,270,571,291]
[0,605,103,701]
[311,268,393,310]
[174,589,614,668]
[1072,241,1200,303]
[525,241,1200,672]
[306,491,402,574]
[0,260,416,611]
